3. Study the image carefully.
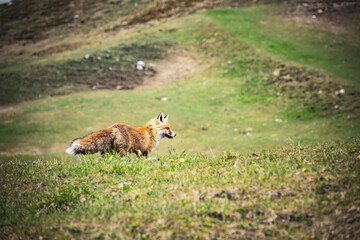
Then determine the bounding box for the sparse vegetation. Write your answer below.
[0,38,172,104]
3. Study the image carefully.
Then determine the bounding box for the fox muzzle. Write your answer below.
[165,132,176,139]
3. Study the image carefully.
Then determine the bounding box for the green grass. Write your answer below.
[206,6,360,85]
[1,142,359,239]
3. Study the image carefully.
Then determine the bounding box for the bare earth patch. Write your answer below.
[140,51,207,88]
[285,0,360,35]
[0,105,16,116]
[0,144,68,155]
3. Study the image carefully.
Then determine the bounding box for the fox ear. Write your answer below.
[164,115,169,121]
[157,112,164,122]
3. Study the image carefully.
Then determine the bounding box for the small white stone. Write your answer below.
[136,60,145,70]
[312,15,316,19]
[116,58,120,62]
[97,56,102,61]
[317,9,323,14]
[161,97,168,101]
[334,105,339,110]
[117,182,132,188]
[339,89,345,94]
[107,49,111,53]
[273,69,280,77]
[84,54,90,59]
[245,127,253,132]
[318,90,322,94]
[275,118,282,123]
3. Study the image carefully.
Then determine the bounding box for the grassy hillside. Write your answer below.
[207,7,360,85]
[0,5,359,154]
[0,1,360,239]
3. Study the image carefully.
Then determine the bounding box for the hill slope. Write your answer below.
[0,4,359,155]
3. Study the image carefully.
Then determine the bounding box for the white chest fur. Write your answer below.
[151,132,163,153]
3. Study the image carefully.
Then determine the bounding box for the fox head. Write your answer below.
[155,112,176,139]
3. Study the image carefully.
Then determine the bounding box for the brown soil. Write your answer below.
[268,64,360,116]
[0,0,242,61]
[0,0,106,43]
[285,0,360,34]
[0,144,68,155]
[0,105,16,116]
[140,51,209,89]
[1,0,357,62]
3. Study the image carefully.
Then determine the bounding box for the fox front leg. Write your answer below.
[134,149,148,157]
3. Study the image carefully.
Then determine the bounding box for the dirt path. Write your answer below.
[140,52,206,88]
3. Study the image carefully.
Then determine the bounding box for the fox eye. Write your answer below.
[165,127,170,130]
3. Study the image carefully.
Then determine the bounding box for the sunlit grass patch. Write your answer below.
[205,6,360,85]
[1,141,359,238]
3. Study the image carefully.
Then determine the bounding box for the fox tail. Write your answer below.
[65,141,82,155]
[66,130,114,155]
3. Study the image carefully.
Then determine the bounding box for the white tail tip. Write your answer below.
[66,145,75,155]
[66,141,79,155]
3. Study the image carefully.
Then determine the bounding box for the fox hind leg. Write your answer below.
[116,148,127,157]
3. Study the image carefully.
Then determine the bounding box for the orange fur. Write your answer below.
[66,113,176,156]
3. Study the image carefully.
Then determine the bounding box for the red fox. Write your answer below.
[66,113,176,156]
